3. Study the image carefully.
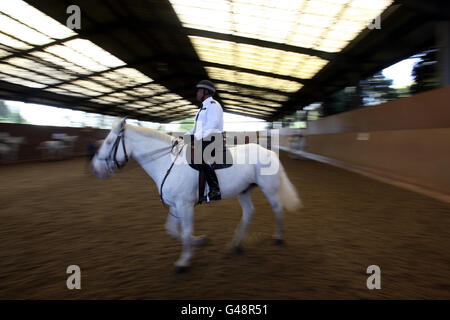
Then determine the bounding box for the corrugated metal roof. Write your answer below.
[0,0,443,122]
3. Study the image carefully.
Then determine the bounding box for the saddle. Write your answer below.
[185,136,233,204]
[187,143,233,170]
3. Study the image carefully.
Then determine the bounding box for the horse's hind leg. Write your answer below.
[271,194,285,245]
[260,183,284,245]
[233,190,254,252]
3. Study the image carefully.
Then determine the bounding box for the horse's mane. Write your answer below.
[125,124,174,143]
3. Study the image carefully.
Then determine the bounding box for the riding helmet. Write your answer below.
[196,80,216,94]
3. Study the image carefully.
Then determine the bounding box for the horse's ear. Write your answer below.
[120,117,128,131]
[112,117,127,133]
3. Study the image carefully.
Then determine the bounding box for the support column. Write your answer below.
[349,72,362,110]
[436,21,450,87]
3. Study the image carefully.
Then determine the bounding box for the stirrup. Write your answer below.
[198,195,208,204]
[208,190,221,201]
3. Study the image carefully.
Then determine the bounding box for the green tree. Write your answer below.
[0,100,26,123]
[411,50,440,94]
[178,116,195,132]
[322,89,352,116]
[360,72,399,106]
[0,100,10,118]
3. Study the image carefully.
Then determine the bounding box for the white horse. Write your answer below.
[60,135,78,157]
[0,136,25,163]
[91,119,302,273]
[38,135,78,160]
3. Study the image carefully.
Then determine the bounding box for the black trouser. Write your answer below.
[201,139,220,193]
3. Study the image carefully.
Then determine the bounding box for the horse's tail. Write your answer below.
[279,163,302,212]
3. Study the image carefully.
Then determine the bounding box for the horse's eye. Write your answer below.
[106,139,113,145]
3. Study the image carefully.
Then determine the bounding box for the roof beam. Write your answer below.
[147,54,310,84]
[0,79,170,123]
[221,104,277,114]
[71,75,183,105]
[184,27,336,61]
[0,33,78,62]
[202,61,307,83]
[0,43,169,105]
[97,90,188,111]
[225,109,270,119]
[222,109,267,120]
[148,53,309,83]
[148,71,297,99]
[214,79,296,96]
[135,98,190,110]
[221,101,277,114]
[66,17,334,61]
[396,0,450,19]
[217,90,285,104]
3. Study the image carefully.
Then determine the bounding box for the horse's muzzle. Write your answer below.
[91,159,110,179]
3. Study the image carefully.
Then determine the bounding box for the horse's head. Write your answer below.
[91,118,131,179]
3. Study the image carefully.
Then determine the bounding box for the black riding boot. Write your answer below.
[202,163,221,201]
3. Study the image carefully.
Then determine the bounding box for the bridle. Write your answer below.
[95,127,129,173]
[95,124,184,212]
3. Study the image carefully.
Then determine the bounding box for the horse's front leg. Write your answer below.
[165,208,209,246]
[174,204,194,273]
[165,207,180,239]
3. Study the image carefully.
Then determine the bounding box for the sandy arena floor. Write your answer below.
[0,152,449,299]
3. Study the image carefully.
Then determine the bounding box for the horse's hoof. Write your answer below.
[273,239,285,246]
[174,266,190,274]
[233,245,244,255]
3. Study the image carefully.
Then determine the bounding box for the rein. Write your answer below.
[97,127,184,211]
[134,143,178,163]
[159,139,184,210]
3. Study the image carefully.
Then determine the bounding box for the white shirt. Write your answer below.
[188,96,224,140]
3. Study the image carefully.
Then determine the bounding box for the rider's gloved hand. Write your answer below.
[183,133,195,142]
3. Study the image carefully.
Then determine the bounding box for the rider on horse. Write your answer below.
[187,80,224,202]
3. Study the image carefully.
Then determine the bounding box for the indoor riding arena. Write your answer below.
[1,0,450,300]
[1,150,450,300]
